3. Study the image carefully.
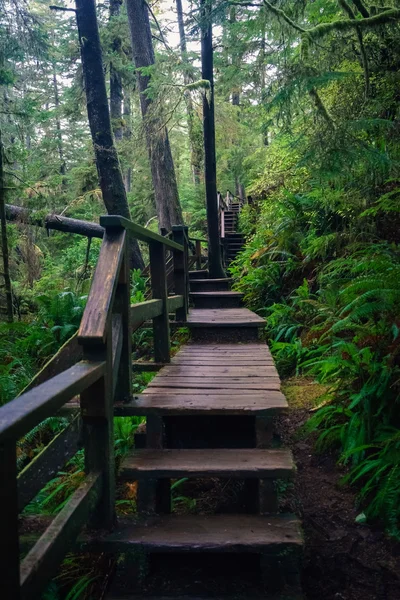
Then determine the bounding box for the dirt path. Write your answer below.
[279,378,400,600]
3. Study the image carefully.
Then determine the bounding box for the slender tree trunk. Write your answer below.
[260,17,269,146]
[176,0,203,186]
[126,0,184,231]
[123,94,132,193]
[109,0,123,141]
[52,63,66,176]
[75,0,143,269]
[0,133,13,322]
[201,0,225,278]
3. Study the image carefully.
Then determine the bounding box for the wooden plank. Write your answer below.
[172,226,188,321]
[149,241,170,364]
[18,415,82,512]
[120,448,294,479]
[0,442,20,598]
[130,299,163,326]
[0,361,105,443]
[78,229,126,344]
[100,215,184,251]
[113,247,132,403]
[111,314,123,397]
[20,471,102,600]
[167,294,184,312]
[156,366,278,377]
[83,514,302,553]
[170,359,275,366]
[142,380,281,396]
[114,393,288,416]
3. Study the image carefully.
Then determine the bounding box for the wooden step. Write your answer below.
[190,278,232,292]
[120,448,294,480]
[188,270,208,280]
[190,291,243,309]
[85,514,302,554]
[114,391,287,416]
[186,308,265,328]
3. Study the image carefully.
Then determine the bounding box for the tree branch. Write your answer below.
[338,0,370,97]
[351,0,369,18]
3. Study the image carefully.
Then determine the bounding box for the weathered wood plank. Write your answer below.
[144,381,281,390]
[20,471,102,600]
[18,415,82,511]
[170,359,275,366]
[120,448,294,479]
[0,442,20,598]
[167,294,184,313]
[154,366,279,377]
[113,247,132,403]
[142,385,281,393]
[100,215,184,251]
[114,393,288,416]
[149,241,170,364]
[78,229,126,344]
[0,361,105,443]
[82,514,302,553]
[111,314,123,397]
[130,299,163,327]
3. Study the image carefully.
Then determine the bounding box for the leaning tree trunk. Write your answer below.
[75,0,143,269]
[126,0,184,231]
[0,133,13,322]
[176,0,203,186]
[201,0,225,278]
[109,0,123,141]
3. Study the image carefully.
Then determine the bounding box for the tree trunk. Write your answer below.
[201,0,225,278]
[260,20,269,146]
[74,0,143,269]
[123,93,132,193]
[0,133,13,322]
[176,0,203,186]
[126,0,184,231]
[52,61,66,176]
[109,0,123,141]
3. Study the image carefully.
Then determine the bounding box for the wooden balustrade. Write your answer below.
[0,215,190,599]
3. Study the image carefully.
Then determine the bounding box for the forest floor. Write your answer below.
[279,377,400,600]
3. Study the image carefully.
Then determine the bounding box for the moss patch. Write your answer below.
[282,377,330,409]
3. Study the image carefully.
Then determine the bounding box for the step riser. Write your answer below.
[189,270,209,280]
[191,295,242,309]
[191,326,261,343]
[190,281,232,292]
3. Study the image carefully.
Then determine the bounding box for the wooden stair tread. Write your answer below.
[114,392,287,415]
[120,448,294,479]
[187,309,265,327]
[190,291,243,297]
[87,514,302,553]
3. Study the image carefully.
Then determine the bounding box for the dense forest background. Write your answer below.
[2,0,400,586]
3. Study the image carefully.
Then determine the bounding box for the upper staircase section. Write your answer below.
[218,191,246,266]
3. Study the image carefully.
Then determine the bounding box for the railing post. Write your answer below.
[149,240,171,363]
[172,225,189,322]
[80,328,115,529]
[0,441,20,599]
[113,233,132,403]
[195,239,202,271]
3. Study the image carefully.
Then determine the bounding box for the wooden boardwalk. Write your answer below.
[108,273,303,598]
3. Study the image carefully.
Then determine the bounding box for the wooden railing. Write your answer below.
[0,216,190,600]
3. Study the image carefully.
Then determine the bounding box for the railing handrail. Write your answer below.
[100,215,184,251]
[0,215,191,600]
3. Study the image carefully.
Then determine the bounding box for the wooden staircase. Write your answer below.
[220,199,246,266]
[106,274,303,598]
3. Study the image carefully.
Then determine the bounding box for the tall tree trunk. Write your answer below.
[109,0,123,141]
[123,94,132,193]
[176,0,203,186]
[230,7,245,200]
[52,62,66,176]
[126,0,184,231]
[260,19,269,146]
[0,132,13,322]
[201,0,225,278]
[75,0,143,269]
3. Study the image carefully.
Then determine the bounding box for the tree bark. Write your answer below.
[74,0,143,269]
[109,0,123,141]
[52,61,66,176]
[176,0,203,186]
[126,0,184,231]
[0,133,13,322]
[123,93,132,193]
[201,0,225,278]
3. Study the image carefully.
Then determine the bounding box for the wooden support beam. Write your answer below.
[149,241,170,363]
[0,442,20,599]
[172,226,188,322]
